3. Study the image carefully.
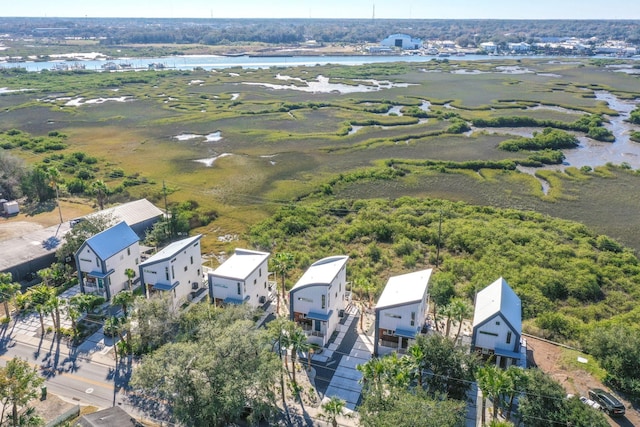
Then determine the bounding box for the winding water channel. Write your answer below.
[515,91,640,193]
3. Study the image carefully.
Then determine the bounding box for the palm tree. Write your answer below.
[24,284,56,335]
[112,290,135,318]
[91,180,109,210]
[0,272,21,321]
[477,364,509,423]
[357,357,386,400]
[36,268,54,287]
[289,327,309,388]
[320,396,348,427]
[124,268,136,291]
[440,303,454,338]
[406,343,426,387]
[66,303,81,338]
[503,366,528,421]
[271,252,294,315]
[46,295,63,335]
[450,297,473,343]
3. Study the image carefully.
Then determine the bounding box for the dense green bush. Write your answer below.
[249,197,639,336]
[498,128,579,151]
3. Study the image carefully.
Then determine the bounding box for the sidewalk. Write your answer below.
[3,284,118,367]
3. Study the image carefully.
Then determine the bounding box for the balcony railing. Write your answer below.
[82,282,106,295]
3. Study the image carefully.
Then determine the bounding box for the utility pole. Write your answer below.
[162,181,168,214]
[435,210,442,268]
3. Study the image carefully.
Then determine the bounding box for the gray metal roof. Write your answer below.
[472,277,522,330]
[211,248,270,280]
[84,198,163,227]
[290,255,348,291]
[375,269,432,310]
[140,234,202,266]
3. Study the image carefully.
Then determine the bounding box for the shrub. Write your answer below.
[109,168,125,178]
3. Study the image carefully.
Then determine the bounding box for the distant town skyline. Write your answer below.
[2,0,639,20]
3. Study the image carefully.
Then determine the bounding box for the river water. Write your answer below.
[1,54,634,73]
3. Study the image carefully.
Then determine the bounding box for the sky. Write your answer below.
[1,0,639,20]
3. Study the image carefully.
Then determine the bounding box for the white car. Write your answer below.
[580,395,602,411]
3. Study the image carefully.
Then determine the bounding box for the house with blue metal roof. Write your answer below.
[471,277,524,368]
[289,255,349,346]
[374,269,432,356]
[208,248,272,308]
[75,221,140,300]
[139,235,203,310]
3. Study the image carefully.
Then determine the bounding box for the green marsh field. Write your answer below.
[1,57,640,256]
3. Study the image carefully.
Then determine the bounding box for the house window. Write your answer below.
[190,256,193,265]
[259,268,262,277]
[96,257,99,267]
[127,247,131,256]
[496,321,501,325]
[237,282,241,295]
[411,312,416,327]
[165,267,169,281]
[321,295,326,309]
[171,266,175,279]
[184,266,188,272]
[506,332,512,344]
[135,258,139,265]
[197,269,200,276]
[254,278,257,285]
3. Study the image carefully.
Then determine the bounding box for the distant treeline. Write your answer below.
[1,17,639,45]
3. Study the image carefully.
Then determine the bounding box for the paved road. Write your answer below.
[0,331,129,410]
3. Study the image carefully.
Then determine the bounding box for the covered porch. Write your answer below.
[377,327,417,356]
[81,269,113,298]
[294,310,332,346]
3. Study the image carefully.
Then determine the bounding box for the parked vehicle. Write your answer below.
[588,388,625,417]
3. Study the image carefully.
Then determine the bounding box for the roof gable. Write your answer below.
[82,221,139,261]
[472,277,521,331]
[140,235,202,266]
[291,255,348,291]
[211,248,270,280]
[376,269,432,310]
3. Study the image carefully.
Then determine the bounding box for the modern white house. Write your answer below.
[208,248,271,307]
[75,221,140,300]
[380,33,423,50]
[471,277,523,368]
[374,269,432,356]
[480,41,498,53]
[289,255,349,346]
[138,235,203,310]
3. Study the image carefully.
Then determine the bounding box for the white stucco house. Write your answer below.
[75,221,140,301]
[380,33,423,50]
[139,235,203,310]
[471,277,524,368]
[480,41,498,54]
[289,255,349,346]
[208,248,271,307]
[374,269,432,356]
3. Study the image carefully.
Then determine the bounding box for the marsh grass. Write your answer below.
[3,59,640,254]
